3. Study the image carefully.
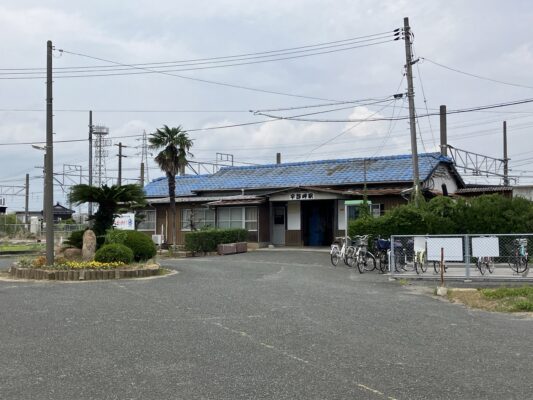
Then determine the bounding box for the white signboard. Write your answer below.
[472,236,500,258]
[113,213,135,230]
[427,237,464,262]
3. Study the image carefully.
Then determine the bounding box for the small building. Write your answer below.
[15,202,75,223]
[0,197,6,214]
[143,152,464,247]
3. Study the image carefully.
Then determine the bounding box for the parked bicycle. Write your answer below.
[508,238,528,274]
[476,256,495,275]
[413,247,428,274]
[374,238,391,273]
[352,235,376,273]
[330,236,355,267]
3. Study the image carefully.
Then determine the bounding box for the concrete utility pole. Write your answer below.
[88,110,93,217]
[25,174,29,228]
[116,142,127,186]
[440,105,447,157]
[403,17,421,206]
[140,162,145,187]
[45,40,54,265]
[503,121,509,186]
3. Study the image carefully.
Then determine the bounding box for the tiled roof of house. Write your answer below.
[144,153,452,197]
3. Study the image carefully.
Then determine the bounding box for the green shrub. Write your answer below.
[184,228,248,252]
[64,229,87,249]
[123,230,156,261]
[94,243,134,264]
[105,229,128,245]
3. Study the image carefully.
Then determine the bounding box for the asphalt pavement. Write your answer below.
[0,250,532,399]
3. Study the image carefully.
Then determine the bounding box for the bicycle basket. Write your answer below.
[354,236,369,247]
[376,239,391,251]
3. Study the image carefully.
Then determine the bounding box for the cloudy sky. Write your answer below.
[1,0,533,212]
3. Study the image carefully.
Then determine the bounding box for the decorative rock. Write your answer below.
[81,230,97,261]
[64,248,82,260]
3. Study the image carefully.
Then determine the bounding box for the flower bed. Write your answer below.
[8,263,162,281]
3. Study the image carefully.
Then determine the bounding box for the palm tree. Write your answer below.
[149,125,193,246]
[68,184,146,237]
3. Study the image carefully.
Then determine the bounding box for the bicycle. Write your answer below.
[391,240,410,272]
[353,235,376,273]
[413,248,428,274]
[330,236,355,267]
[433,261,447,274]
[508,238,528,274]
[476,256,495,275]
[374,238,391,273]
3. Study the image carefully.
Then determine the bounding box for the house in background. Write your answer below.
[15,202,75,223]
[143,152,465,247]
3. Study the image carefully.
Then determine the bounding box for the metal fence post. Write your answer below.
[390,235,395,277]
[464,234,471,280]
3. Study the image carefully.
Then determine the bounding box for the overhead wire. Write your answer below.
[0,29,399,72]
[420,57,533,90]
[254,97,533,122]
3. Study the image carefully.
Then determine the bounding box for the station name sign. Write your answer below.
[289,192,314,200]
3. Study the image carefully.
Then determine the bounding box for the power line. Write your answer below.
[0,29,399,72]
[2,36,397,77]
[421,57,533,90]
[49,49,346,103]
[255,97,533,122]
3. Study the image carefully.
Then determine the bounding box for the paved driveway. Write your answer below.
[1,250,532,399]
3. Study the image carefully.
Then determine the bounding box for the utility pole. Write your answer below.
[140,162,145,187]
[88,110,93,217]
[25,174,29,229]
[440,105,447,157]
[403,17,421,206]
[116,142,127,186]
[503,121,509,186]
[45,40,54,265]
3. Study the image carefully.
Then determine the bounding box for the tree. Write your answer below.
[148,125,193,246]
[68,184,146,237]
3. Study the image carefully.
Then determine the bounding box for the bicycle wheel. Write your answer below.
[378,252,388,273]
[477,260,486,275]
[486,259,495,274]
[433,261,443,274]
[516,256,528,273]
[364,252,377,272]
[344,246,355,267]
[420,258,428,273]
[356,255,365,274]
[330,247,340,266]
[414,261,420,275]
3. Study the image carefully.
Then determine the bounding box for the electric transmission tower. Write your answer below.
[93,125,111,187]
[136,130,152,185]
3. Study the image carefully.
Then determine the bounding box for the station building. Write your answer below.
[141,152,464,247]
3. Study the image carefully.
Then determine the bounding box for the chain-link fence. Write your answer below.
[0,223,87,241]
[389,234,533,279]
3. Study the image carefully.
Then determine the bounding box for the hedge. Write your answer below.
[184,228,248,253]
[348,194,533,240]
[94,243,134,264]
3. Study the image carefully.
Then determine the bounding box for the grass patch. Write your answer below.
[448,286,533,313]
[397,278,409,286]
[0,243,44,253]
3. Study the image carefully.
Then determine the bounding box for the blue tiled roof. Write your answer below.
[144,174,212,197]
[144,153,452,197]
